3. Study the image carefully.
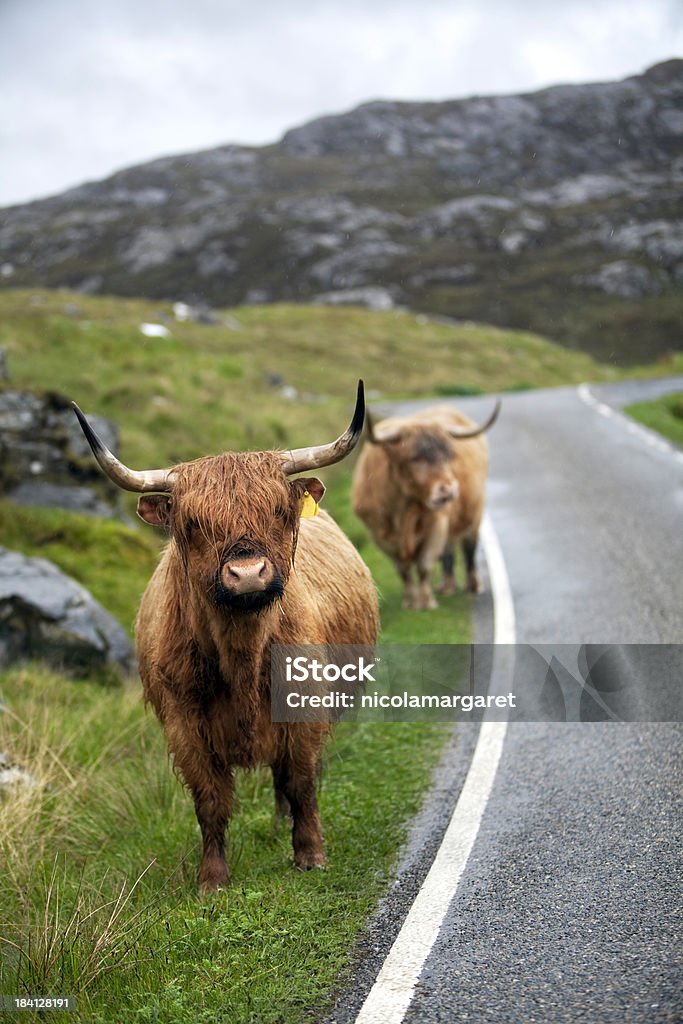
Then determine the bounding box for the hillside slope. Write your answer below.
[1,60,681,364]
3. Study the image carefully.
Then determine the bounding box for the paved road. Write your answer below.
[328,378,683,1023]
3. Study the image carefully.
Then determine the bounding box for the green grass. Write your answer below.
[0,289,484,1022]
[0,488,469,1022]
[0,290,647,440]
[1,287,676,526]
[0,669,450,1024]
[625,392,683,448]
[0,483,471,1021]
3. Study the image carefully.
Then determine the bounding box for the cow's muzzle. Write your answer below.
[428,481,460,509]
[214,556,283,611]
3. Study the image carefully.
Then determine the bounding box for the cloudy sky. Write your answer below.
[1,0,681,207]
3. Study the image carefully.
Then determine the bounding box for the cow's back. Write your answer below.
[350,438,398,556]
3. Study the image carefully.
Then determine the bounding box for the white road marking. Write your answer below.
[577,383,683,464]
[354,513,515,1024]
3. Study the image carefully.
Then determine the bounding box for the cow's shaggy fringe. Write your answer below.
[170,452,301,570]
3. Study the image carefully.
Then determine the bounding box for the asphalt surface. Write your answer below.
[327,378,683,1024]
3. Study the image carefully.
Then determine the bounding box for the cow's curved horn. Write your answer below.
[280,380,365,474]
[367,411,403,444]
[445,400,501,439]
[72,403,175,492]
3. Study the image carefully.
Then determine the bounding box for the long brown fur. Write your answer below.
[351,406,490,610]
[136,451,379,892]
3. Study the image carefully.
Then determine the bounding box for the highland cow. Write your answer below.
[351,402,499,610]
[73,384,378,893]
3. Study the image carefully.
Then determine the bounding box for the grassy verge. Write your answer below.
[0,486,469,1021]
[624,392,683,448]
[0,668,452,1023]
[1,290,676,465]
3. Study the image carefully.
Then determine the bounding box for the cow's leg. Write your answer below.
[463,533,483,594]
[395,560,419,609]
[416,564,438,610]
[415,517,449,609]
[272,753,326,870]
[272,765,292,823]
[437,541,457,595]
[174,745,234,892]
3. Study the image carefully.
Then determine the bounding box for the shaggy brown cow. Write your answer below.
[351,402,499,610]
[73,384,378,893]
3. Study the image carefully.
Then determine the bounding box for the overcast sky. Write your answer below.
[1,0,681,207]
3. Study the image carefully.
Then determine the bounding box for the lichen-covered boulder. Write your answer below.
[0,389,122,518]
[0,546,135,677]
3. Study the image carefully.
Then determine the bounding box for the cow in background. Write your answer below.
[352,402,499,610]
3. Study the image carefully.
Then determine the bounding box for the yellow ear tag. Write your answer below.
[299,491,319,518]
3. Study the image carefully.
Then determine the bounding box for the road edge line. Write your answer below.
[353,512,515,1024]
[577,382,683,464]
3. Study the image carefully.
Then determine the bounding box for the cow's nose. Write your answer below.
[221,558,274,594]
[431,481,459,506]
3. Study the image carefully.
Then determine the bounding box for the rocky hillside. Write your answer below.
[1,60,681,364]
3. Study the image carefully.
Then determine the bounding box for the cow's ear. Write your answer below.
[293,477,326,503]
[137,494,172,527]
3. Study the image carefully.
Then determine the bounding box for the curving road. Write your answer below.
[327,378,683,1024]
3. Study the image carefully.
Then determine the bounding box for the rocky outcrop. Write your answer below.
[0,60,681,363]
[0,389,122,517]
[280,64,682,184]
[0,546,135,676]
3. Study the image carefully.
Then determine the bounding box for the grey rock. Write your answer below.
[308,238,408,290]
[417,195,517,239]
[272,196,405,232]
[244,288,271,304]
[522,172,632,206]
[576,261,662,299]
[0,751,37,790]
[75,275,104,294]
[312,286,396,310]
[8,482,117,519]
[283,228,343,262]
[123,223,211,273]
[0,546,135,676]
[606,220,683,265]
[0,390,121,516]
[195,244,238,279]
[409,264,477,287]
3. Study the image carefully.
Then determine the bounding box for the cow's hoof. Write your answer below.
[437,580,457,595]
[466,575,483,595]
[294,851,327,871]
[198,861,230,895]
[198,877,229,896]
